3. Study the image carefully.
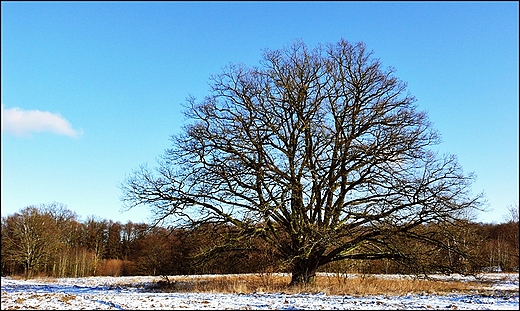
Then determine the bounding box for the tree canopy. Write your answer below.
[120,39,483,284]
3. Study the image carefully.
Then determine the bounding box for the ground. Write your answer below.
[1,273,518,310]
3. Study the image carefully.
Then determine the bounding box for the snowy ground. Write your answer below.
[1,273,518,310]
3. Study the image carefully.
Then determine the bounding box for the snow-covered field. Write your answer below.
[1,273,518,310]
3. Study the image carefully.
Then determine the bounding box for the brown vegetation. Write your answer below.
[2,203,518,280]
[149,273,497,296]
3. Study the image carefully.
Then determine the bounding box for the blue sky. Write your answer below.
[1,1,518,224]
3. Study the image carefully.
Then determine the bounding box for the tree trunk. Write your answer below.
[289,258,319,285]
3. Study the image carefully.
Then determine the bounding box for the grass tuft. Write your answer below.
[149,273,492,296]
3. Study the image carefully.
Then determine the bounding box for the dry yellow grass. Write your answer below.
[152,273,486,296]
[9,275,58,283]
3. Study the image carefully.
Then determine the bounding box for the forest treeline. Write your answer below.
[1,202,518,279]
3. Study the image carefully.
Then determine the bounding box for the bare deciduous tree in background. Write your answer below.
[1,203,72,278]
[121,39,483,285]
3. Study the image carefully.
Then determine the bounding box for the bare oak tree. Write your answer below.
[121,39,483,284]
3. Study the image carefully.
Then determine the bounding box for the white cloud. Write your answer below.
[1,105,83,138]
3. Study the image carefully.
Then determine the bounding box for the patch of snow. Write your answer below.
[1,274,518,310]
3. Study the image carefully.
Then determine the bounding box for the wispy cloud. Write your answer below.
[1,105,83,138]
